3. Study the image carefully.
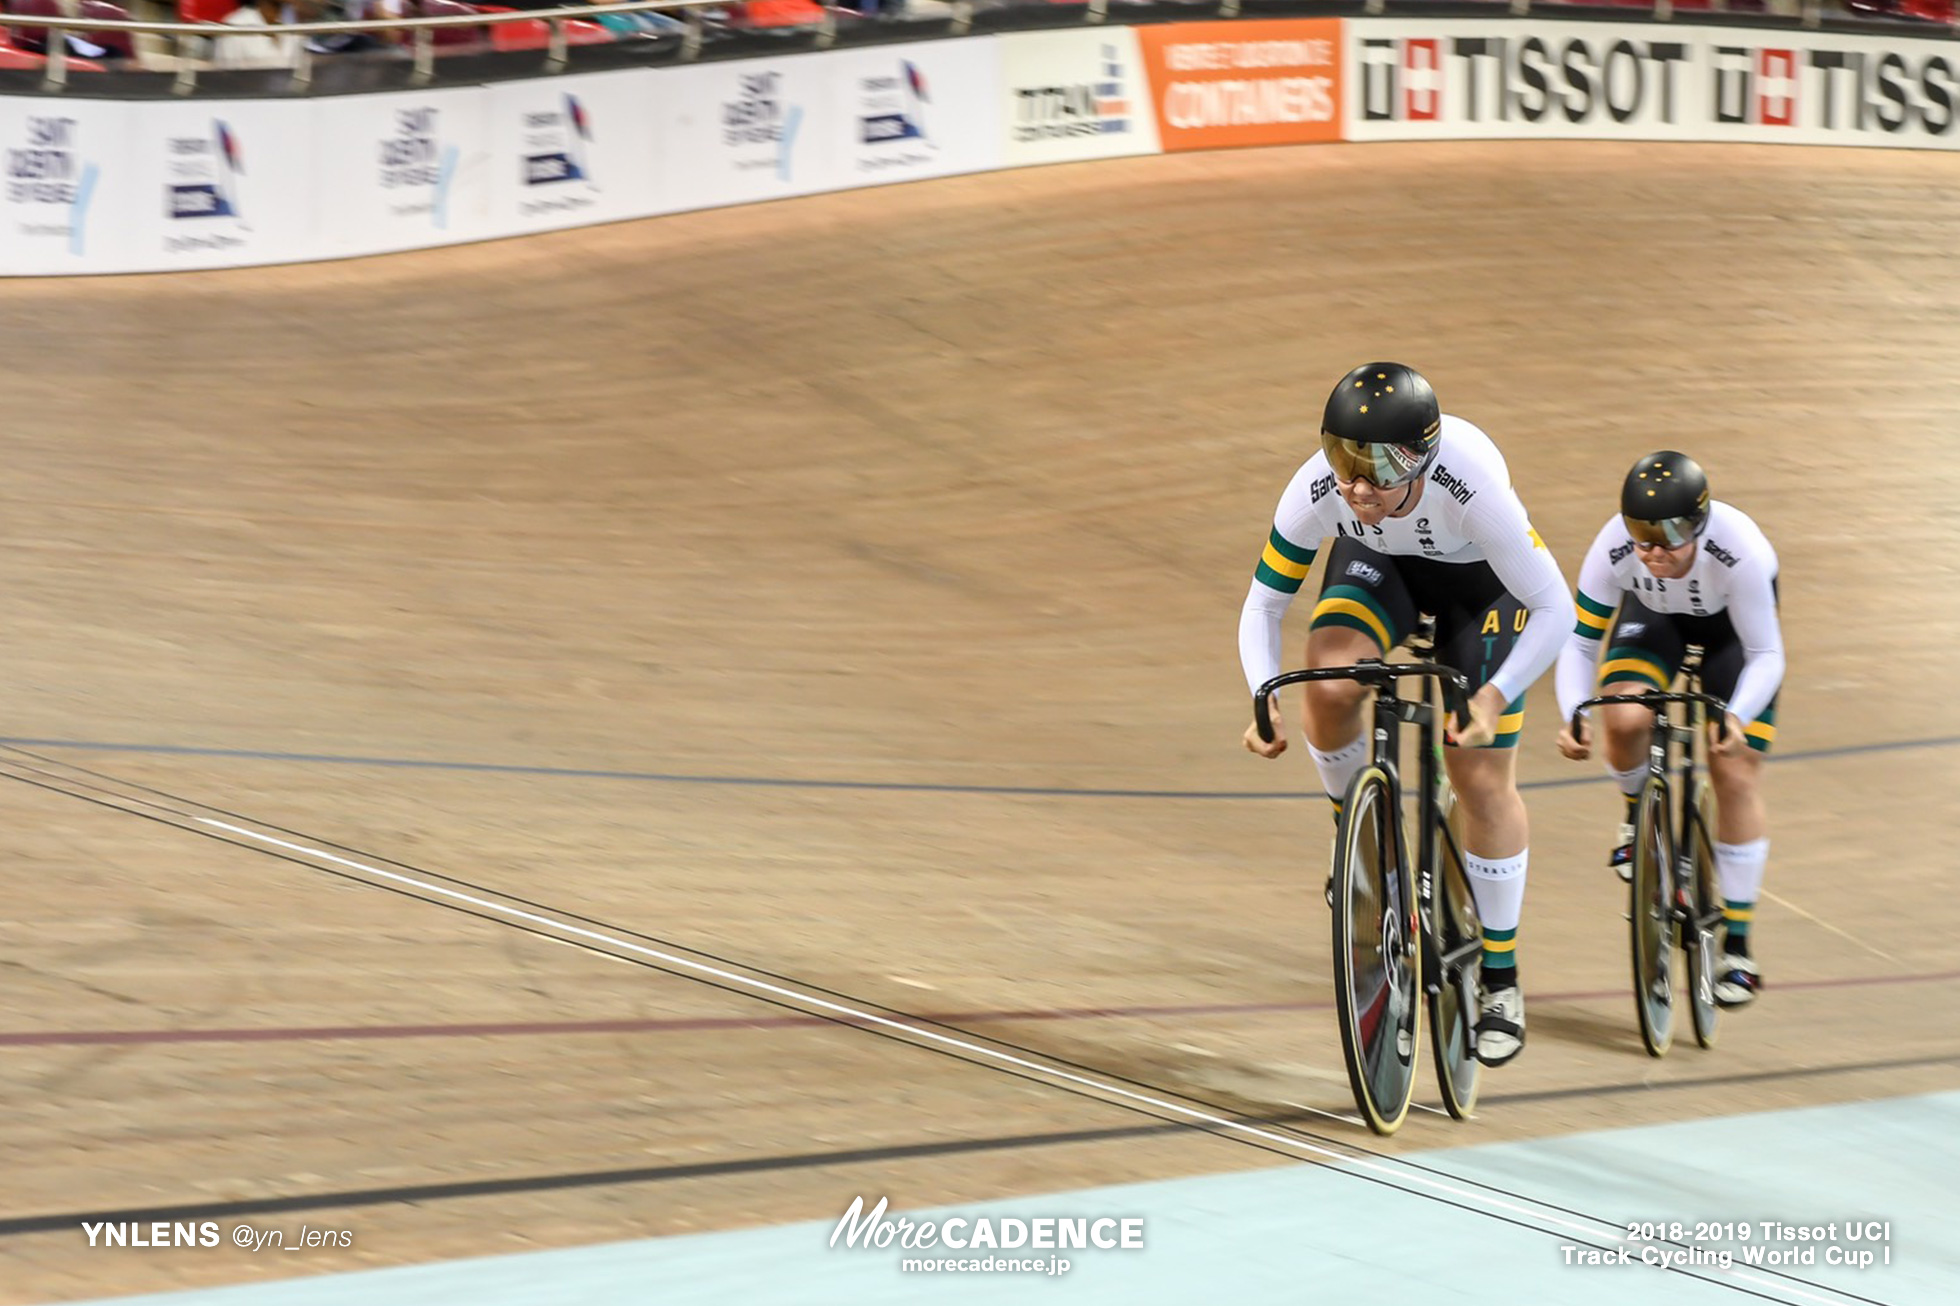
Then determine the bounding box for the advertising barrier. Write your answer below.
[134,99,317,270]
[0,97,131,274]
[318,90,493,257]
[490,70,660,233]
[7,15,1960,275]
[999,28,1158,167]
[1136,19,1344,152]
[830,40,1001,189]
[1345,19,1960,149]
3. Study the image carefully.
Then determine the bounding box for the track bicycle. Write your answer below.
[1253,627,1483,1135]
[1572,647,1729,1057]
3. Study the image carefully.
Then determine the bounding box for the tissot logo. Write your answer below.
[1404,38,1442,121]
[1710,47,1802,127]
[1711,45,1958,134]
[1359,35,1690,125]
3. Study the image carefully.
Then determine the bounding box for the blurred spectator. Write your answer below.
[211,0,321,67]
[579,0,683,35]
[306,0,410,54]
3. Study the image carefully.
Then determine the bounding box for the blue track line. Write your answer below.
[1,732,1954,801]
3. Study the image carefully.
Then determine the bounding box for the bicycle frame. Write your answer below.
[1574,651,1732,1050]
[1255,658,1473,999]
[1255,648,1485,1128]
[1572,656,1730,874]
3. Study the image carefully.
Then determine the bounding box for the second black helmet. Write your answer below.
[1620,451,1710,548]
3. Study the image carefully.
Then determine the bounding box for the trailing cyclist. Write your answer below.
[1554,451,1784,1008]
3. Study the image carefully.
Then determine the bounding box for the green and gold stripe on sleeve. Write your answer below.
[1573,589,1615,638]
[1254,528,1317,594]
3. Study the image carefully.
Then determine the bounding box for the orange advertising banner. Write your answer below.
[1137,19,1345,152]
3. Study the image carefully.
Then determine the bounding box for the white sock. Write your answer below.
[1715,838,1769,906]
[1608,762,1645,800]
[1465,849,1528,934]
[1307,735,1368,806]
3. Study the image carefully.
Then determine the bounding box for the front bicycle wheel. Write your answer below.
[1686,781,1722,1049]
[1629,776,1675,1058]
[1426,786,1482,1120]
[1332,765,1419,1135]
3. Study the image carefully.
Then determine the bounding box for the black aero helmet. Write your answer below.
[1621,451,1711,548]
[1320,362,1442,488]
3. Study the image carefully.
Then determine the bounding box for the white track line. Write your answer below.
[1763,890,1903,966]
[198,816,1867,1306]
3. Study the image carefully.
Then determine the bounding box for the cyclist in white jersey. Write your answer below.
[1554,451,1784,1007]
[1240,363,1569,1066]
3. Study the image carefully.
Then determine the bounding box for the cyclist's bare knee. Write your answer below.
[1708,746,1763,801]
[1301,627,1380,748]
[1444,745,1519,805]
[1443,746,1527,856]
[1597,680,1654,771]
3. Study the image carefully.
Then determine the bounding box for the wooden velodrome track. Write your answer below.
[2,138,1958,1301]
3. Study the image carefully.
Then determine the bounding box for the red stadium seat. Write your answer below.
[726,0,825,28]
[417,0,486,48]
[177,0,235,24]
[77,0,136,59]
[7,0,63,54]
[473,6,612,50]
[0,30,42,65]
[0,26,105,67]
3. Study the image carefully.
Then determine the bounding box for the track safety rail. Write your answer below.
[11,0,1861,97]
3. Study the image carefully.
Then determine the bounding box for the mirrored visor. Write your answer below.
[1623,514,1701,549]
[1322,434,1429,489]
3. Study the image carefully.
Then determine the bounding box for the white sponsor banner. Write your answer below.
[127,99,316,270]
[1347,20,1705,142]
[1346,19,1960,149]
[25,16,1960,276]
[318,88,493,258]
[660,56,839,212]
[1688,27,1960,148]
[826,38,1002,188]
[488,69,660,235]
[0,97,134,275]
[1000,28,1158,167]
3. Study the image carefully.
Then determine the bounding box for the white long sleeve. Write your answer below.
[1556,519,1626,723]
[1723,557,1785,725]
[1239,579,1293,697]
[1463,490,1569,706]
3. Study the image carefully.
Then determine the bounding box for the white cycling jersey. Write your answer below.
[1238,414,1568,705]
[1554,501,1784,725]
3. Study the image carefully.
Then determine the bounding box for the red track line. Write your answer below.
[0,1000,1308,1049]
[4,968,1957,1051]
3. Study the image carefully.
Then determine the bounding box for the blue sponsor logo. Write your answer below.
[169,183,232,219]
